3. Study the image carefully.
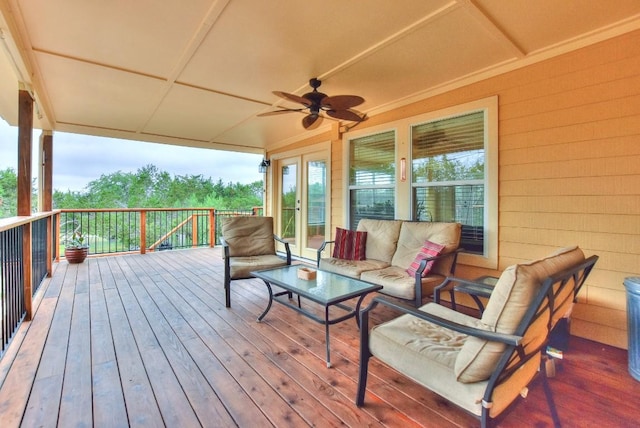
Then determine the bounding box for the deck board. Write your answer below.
[0,248,638,427]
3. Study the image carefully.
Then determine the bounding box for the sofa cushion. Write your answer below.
[319,258,390,279]
[332,227,367,260]
[391,222,461,276]
[454,246,585,383]
[406,240,446,277]
[361,266,445,301]
[221,216,276,257]
[357,219,403,264]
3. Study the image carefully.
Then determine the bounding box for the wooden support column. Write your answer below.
[39,131,53,211]
[40,131,54,275]
[17,87,33,216]
[18,86,34,319]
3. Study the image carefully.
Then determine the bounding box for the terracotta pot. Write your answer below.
[65,247,88,263]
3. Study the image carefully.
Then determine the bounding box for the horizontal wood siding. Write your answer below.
[497,30,640,348]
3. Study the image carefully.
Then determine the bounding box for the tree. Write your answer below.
[53,165,263,210]
[0,167,18,218]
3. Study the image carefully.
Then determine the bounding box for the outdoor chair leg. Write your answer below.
[356,308,373,406]
[541,359,562,427]
[225,279,231,308]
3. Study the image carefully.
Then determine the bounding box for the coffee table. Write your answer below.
[251,265,382,367]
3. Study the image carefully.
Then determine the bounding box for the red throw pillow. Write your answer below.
[332,227,367,260]
[406,240,446,277]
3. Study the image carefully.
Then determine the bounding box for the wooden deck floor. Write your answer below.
[0,248,637,427]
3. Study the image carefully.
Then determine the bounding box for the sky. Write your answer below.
[0,118,264,192]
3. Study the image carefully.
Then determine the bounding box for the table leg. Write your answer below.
[354,293,369,329]
[325,306,331,368]
[257,280,274,322]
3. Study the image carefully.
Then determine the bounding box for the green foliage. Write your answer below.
[0,167,18,218]
[65,230,88,249]
[53,164,263,210]
[0,167,39,218]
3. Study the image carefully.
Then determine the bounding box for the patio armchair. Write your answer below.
[356,246,598,427]
[220,216,291,308]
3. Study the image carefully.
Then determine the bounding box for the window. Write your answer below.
[343,96,497,267]
[412,111,485,254]
[348,130,395,230]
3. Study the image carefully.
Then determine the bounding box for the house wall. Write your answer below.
[270,29,640,349]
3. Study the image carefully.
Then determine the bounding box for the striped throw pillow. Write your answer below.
[332,228,367,260]
[406,240,445,277]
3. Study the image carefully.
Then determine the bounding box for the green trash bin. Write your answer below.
[624,277,640,381]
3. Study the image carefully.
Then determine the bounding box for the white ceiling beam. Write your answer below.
[138,0,232,135]
[457,0,527,59]
[293,0,461,95]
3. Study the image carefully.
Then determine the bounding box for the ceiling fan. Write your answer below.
[259,78,367,130]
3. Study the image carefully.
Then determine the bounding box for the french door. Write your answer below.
[276,151,329,260]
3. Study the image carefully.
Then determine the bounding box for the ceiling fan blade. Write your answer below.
[321,95,364,110]
[257,108,303,117]
[326,109,366,122]
[273,91,312,107]
[302,114,322,130]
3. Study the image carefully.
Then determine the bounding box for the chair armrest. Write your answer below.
[361,296,521,346]
[274,234,292,265]
[415,248,463,276]
[316,240,335,267]
[412,248,463,306]
[433,274,493,305]
[219,236,230,259]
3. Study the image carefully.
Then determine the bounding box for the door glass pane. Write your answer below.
[280,163,297,244]
[306,160,326,249]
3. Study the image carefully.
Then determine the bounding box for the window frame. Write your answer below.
[343,96,498,269]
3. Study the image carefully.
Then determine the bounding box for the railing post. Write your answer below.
[46,213,53,276]
[192,214,198,248]
[140,210,147,254]
[210,209,216,247]
[23,222,33,320]
[55,211,61,262]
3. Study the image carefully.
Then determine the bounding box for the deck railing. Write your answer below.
[56,207,262,258]
[0,206,262,357]
[1,212,55,356]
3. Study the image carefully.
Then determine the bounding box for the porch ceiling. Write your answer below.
[0,0,639,154]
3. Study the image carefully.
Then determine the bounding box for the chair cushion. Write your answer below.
[228,255,289,279]
[356,219,403,264]
[391,222,461,276]
[406,240,446,277]
[369,303,488,416]
[454,246,585,383]
[332,227,367,260]
[221,216,276,257]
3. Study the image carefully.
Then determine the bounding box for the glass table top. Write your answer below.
[251,265,381,304]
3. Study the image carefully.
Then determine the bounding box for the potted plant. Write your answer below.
[64,230,89,263]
